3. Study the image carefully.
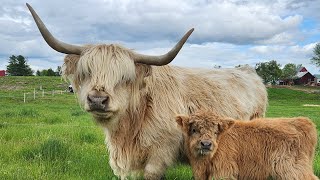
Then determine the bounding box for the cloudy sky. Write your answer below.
[0,0,320,74]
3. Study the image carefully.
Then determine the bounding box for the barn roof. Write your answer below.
[293,71,315,80]
[296,71,308,78]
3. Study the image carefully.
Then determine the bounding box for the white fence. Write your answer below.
[0,85,73,103]
[23,88,68,103]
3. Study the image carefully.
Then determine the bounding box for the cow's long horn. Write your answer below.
[26,3,84,55]
[133,28,194,66]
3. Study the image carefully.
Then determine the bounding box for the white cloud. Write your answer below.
[250,45,286,54]
[0,0,319,75]
[0,0,305,44]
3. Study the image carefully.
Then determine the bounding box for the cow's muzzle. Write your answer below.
[86,90,110,113]
[200,140,212,150]
[198,140,213,155]
[87,95,109,112]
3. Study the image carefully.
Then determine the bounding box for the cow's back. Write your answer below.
[147,65,267,120]
[218,117,318,179]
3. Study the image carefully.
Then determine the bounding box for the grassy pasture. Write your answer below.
[0,76,319,179]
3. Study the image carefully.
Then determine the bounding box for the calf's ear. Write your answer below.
[175,115,189,129]
[218,118,235,133]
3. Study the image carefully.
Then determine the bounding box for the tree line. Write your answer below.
[3,43,320,77]
[5,55,61,76]
[254,42,320,85]
[35,67,61,76]
[255,61,302,85]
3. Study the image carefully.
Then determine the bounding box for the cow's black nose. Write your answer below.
[87,95,109,111]
[200,140,212,149]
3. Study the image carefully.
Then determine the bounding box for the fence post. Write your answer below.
[24,93,26,103]
[33,88,36,100]
[42,89,44,97]
[40,85,42,90]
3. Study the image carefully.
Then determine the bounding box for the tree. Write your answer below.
[6,55,34,76]
[36,70,41,76]
[255,60,282,85]
[37,68,60,76]
[40,69,48,76]
[281,63,297,80]
[311,43,320,67]
[46,68,56,76]
[281,63,299,85]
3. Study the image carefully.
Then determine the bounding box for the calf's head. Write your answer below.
[176,111,235,159]
[26,3,193,122]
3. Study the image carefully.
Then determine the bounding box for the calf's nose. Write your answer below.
[200,140,212,149]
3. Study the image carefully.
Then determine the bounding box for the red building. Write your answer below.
[280,66,315,85]
[0,70,6,77]
[294,71,315,85]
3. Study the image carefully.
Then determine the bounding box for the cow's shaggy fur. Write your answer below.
[176,111,318,180]
[62,44,268,179]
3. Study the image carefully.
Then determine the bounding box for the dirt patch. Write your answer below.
[303,104,320,107]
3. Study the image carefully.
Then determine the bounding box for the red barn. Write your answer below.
[0,70,6,77]
[294,71,315,85]
[280,66,316,85]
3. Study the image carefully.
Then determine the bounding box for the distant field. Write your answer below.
[0,76,319,179]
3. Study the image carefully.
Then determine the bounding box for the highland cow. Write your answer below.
[27,3,268,179]
[176,111,318,180]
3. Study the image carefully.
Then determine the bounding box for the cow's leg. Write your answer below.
[307,173,320,180]
[144,150,171,179]
[143,139,181,180]
[144,161,166,180]
[274,159,316,180]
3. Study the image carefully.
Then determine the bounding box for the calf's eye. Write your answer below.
[192,128,197,134]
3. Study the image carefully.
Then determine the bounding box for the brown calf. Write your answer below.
[176,111,318,180]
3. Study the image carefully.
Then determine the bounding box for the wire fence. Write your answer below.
[0,86,74,103]
[22,88,71,103]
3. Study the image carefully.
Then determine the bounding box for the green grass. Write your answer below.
[0,77,319,179]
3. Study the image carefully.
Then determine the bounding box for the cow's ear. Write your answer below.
[143,65,152,77]
[135,63,152,77]
[62,54,80,76]
[175,114,190,130]
[218,118,235,133]
[135,64,152,89]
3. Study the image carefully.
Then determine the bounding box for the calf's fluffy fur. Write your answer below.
[176,111,318,180]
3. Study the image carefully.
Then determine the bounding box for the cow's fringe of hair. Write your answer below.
[74,44,136,92]
[62,45,140,114]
